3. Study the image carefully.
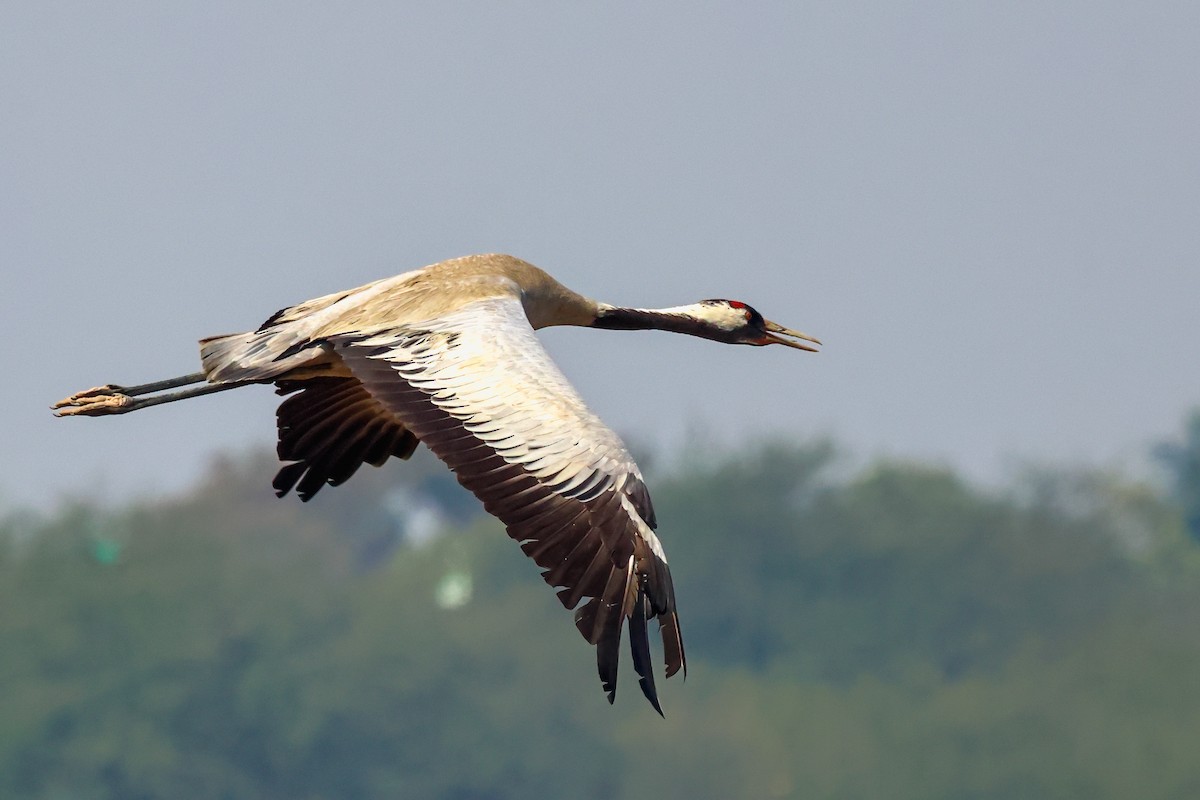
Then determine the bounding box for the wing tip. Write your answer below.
[660,610,687,681]
[629,589,666,716]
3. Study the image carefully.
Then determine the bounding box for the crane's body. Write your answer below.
[53,253,819,713]
[197,255,599,385]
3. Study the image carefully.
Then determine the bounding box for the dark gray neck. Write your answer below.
[590,305,698,335]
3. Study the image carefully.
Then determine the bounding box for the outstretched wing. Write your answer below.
[331,296,685,712]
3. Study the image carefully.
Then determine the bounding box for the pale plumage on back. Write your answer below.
[53,253,820,713]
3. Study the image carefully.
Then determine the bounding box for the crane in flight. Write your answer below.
[53,253,820,714]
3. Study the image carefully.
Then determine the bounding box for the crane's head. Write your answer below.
[686,299,821,351]
[591,299,820,350]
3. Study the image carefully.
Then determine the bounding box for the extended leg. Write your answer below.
[54,371,208,405]
[52,373,248,417]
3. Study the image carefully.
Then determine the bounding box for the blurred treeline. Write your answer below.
[3,420,1200,799]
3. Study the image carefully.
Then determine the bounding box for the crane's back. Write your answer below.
[198,254,593,384]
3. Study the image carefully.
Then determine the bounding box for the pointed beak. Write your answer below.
[761,320,822,352]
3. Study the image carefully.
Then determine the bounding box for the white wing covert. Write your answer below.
[331,296,685,711]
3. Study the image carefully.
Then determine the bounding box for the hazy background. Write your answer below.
[4,2,1199,504]
[4,6,1200,799]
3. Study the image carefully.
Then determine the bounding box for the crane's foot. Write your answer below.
[53,384,128,404]
[52,390,137,417]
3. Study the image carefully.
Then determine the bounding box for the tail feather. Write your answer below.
[199,329,323,383]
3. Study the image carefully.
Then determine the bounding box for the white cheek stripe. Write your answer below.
[649,303,745,332]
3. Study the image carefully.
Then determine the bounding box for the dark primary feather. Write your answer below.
[627,586,660,715]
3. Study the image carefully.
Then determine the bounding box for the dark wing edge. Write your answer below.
[334,335,686,712]
[273,376,420,501]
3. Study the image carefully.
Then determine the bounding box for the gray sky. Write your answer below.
[4,2,1198,508]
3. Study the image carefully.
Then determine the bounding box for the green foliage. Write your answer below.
[1155,408,1200,542]
[2,439,1198,799]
